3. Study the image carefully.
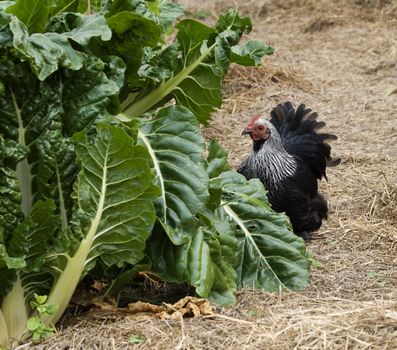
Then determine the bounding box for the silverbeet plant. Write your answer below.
[0,0,310,346]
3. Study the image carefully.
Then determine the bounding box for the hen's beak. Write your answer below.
[241,128,252,136]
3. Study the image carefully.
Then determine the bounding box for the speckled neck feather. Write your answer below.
[245,123,297,187]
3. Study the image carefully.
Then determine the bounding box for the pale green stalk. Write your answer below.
[55,165,69,231]
[0,309,9,347]
[41,238,91,325]
[121,44,216,118]
[42,150,109,325]
[12,91,33,216]
[1,276,29,345]
[137,131,166,222]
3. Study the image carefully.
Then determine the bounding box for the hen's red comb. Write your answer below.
[246,115,261,129]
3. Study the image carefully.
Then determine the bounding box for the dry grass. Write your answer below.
[22,0,397,349]
[28,295,397,349]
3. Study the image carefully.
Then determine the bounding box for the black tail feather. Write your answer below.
[270,102,339,180]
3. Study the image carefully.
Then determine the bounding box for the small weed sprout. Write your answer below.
[27,294,58,341]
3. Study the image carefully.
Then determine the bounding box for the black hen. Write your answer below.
[238,102,340,240]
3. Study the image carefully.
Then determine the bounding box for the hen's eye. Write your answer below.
[257,125,264,131]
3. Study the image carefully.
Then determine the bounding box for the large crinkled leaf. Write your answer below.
[9,17,85,80]
[0,136,24,237]
[147,219,237,306]
[0,61,77,227]
[0,54,123,221]
[231,40,275,66]
[146,140,238,306]
[71,123,159,269]
[0,60,64,216]
[4,200,59,299]
[6,0,49,33]
[199,209,238,306]
[206,139,230,179]
[201,140,238,305]
[0,198,58,343]
[48,12,112,45]
[121,9,273,125]
[48,0,80,16]
[60,55,125,135]
[153,0,184,32]
[107,11,160,40]
[147,210,238,306]
[121,18,216,123]
[6,200,58,271]
[35,122,77,230]
[148,226,214,297]
[215,8,251,34]
[0,6,12,47]
[9,13,111,80]
[213,171,310,291]
[138,105,209,245]
[103,11,162,87]
[205,139,230,212]
[40,123,159,324]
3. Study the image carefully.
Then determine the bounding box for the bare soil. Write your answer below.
[31,1,397,349]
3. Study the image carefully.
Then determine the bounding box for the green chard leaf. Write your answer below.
[71,124,159,269]
[47,12,112,45]
[147,204,238,307]
[202,140,238,305]
[9,12,111,81]
[60,55,125,135]
[205,139,230,211]
[231,40,274,66]
[9,16,85,80]
[6,0,49,33]
[0,199,59,342]
[0,60,65,216]
[214,171,310,291]
[199,209,239,306]
[137,105,209,244]
[48,0,80,17]
[0,53,124,224]
[103,11,162,87]
[147,139,238,306]
[34,123,77,230]
[156,1,184,32]
[120,9,272,125]
[40,123,159,325]
[148,226,214,298]
[0,136,24,237]
[215,8,252,35]
[206,139,231,179]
